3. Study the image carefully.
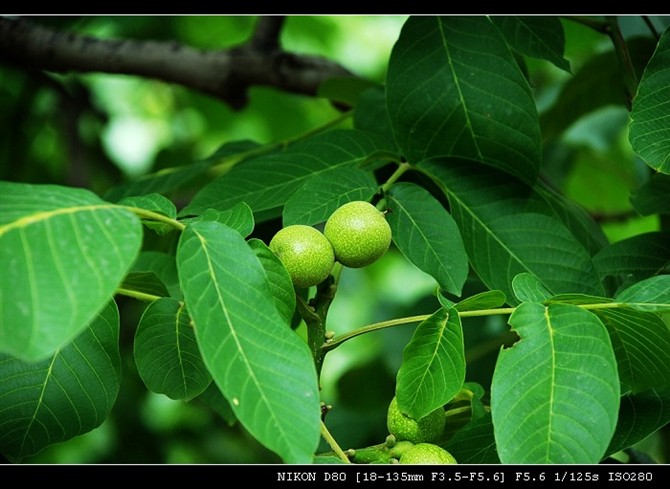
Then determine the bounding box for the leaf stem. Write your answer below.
[115,288,163,302]
[380,161,411,193]
[320,421,351,464]
[123,206,186,232]
[604,16,638,110]
[322,302,629,352]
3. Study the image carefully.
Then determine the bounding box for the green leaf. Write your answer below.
[630,26,670,173]
[248,238,297,326]
[512,272,554,303]
[443,412,500,464]
[491,303,620,464]
[119,271,170,299]
[418,159,606,303]
[317,76,379,108]
[595,307,670,393]
[176,221,320,463]
[396,307,465,420]
[282,168,380,227]
[606,386,670,456]
[0,301,121,462]
[490,16,570,72]
[197,382,237,426]
[593,232,670,289]
[134,298,211,401]
[118,193,177,218]
[180,202,255,237]
[454,290,506,312]
[0,182,143,361]
[387,182,469,296]
[353,86,397,146]
[386,16,541,183]
[630,174,670,215]
[118,193,178,235]
[103,140,263,202]
[180,129,390,218]
[541,37,657,141]
[131,251,182,300]
[615,275,670,313]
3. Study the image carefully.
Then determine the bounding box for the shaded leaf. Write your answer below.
[103,140,263,202]
[606,386,670,456]
[317,76,379,108]
[134,298,211,401]
[387,182,469,296]
[593,231,670,290]
[353,85,397,146]
[541,37,657,141]
[629,26,670,173]
[131,251,181,300]
[491,303,620,464]
[443,412,500,464]
[596,307,670,393]
[180,129,390,218]
[0,182,142,361]
[197,382,237,426]
[118,193,177,218]
[387,16,541,183]
[630,174,670,215]
[0,301,121,462]
[396,307,465,420]
[615,275,670,313]
[176,221,320,463]
[119,271,170,299]
[248,238,297,326]
[491,16,570,72]
[282,168,379,227]
[418,159,606,303]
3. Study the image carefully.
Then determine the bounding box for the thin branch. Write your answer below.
[0,16,353,110]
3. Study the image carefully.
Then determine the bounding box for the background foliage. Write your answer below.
[1,15,669,464]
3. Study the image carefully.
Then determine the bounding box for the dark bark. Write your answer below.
[0,16,354,110]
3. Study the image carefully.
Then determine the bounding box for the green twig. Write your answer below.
[123,206,186,232]
[115,288,163,302]
[320,421,351,464]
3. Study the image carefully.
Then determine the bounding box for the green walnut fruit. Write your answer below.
[399,443,458,465]
[323,201,392,268]
[269,225,335,288]
[386,396,445,444]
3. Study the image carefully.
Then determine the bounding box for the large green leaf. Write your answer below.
[615,275,670,313]
[595,307,670,393]
[103,140,263,202]
[282,167,380,227]
[0,301,121,462]
[395,307,465,420]
[630,26,670,174]
[491,303,620,464]
[443,412,500,464]
[0,182,142,361]
[541,37,656,141]
[418,160,605,303]
[386,182,469,296]
[490,16,570,72]
[593,231,670,290]
[134,298,211,401]
[630,173,670,216]
[176,221,320,463]
[180,129,389,218]
[386,16,541,183]
[606,386,670,456]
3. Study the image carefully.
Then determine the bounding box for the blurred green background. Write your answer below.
[1,15,667,463]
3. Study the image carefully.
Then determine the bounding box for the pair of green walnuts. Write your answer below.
[386,396,457,464]
[269,201,393,288]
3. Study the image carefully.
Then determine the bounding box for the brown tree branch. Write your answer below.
[0,16,354,110]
